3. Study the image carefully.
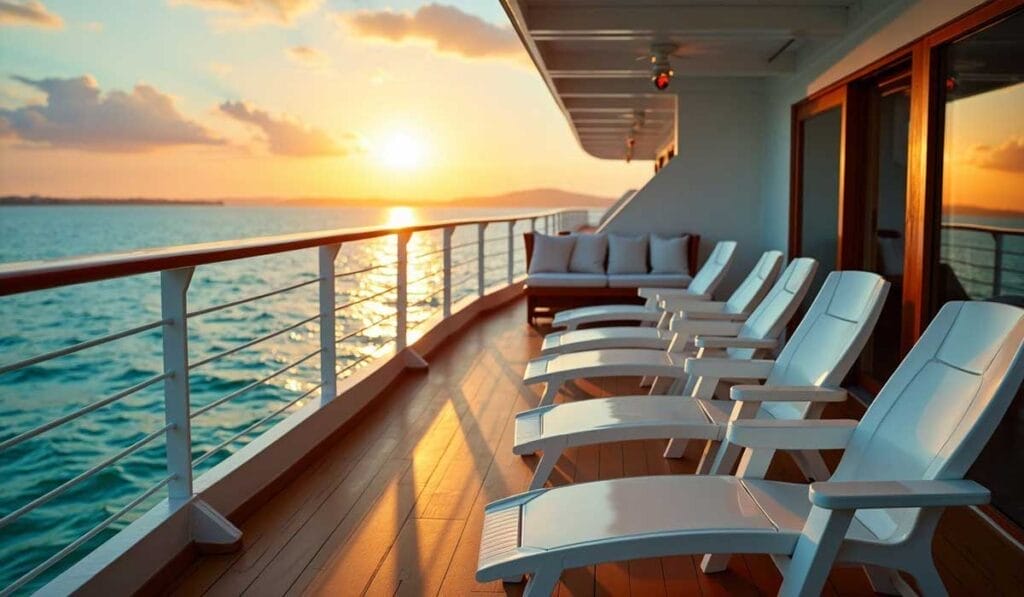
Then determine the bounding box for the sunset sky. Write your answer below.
[0,0,651,201]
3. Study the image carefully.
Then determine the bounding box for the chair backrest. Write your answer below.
[723,251,783,315]
[760,271,889,421]
[688,241,737,297]
[727,257,819,360]
[832,301,1024,542]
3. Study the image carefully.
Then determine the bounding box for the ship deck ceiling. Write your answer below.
[170,299,991,596]
[503,0,860,160]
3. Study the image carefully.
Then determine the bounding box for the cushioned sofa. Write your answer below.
[523,231,699,323]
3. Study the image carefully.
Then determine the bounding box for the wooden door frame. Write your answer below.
[788,0,1024,543]
[790,0,1024,353]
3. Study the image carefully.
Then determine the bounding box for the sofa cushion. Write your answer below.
[607,274,692,288]
[569,233,607,274]
[528,233,576,274]
[528,273,608,288]
[607,234,649,274]
[650,234,691,274]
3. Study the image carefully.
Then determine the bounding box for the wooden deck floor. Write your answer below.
[169,298,987,596]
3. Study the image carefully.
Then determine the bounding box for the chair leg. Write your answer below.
[863,565,901,595]
[528,450,561,490]
[779,507,853,597]
[523,565,562,597]
[789,450,832,482]
[701,553,731,573]
[907,560,948,597]
[663,438,688,459]
[539,379,561,406]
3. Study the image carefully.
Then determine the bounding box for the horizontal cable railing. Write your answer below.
[0,207,587,593]
[941,222,1024,298]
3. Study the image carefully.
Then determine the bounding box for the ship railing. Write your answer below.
[0,207,589,595]
[940,222,1024,297]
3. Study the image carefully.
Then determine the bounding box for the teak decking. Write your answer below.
[169,299,1010,596]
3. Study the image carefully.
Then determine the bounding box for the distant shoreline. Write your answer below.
[1,197,223,207]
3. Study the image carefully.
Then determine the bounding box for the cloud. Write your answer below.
[287,45,329,68]
[339,3,522,60]
[0,75,223,151]
[967,137,1024,173]
[171,0,321,25]
[219,101,356,157]
[0,1,63,28]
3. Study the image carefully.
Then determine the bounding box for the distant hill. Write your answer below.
[0,188,616,209]
[272,188,617,209]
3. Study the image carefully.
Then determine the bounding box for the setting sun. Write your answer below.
[379,132,426,170]
[386,206,416,227]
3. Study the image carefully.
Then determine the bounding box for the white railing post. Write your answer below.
[531,217,537,232]
[319,244,341,400]
[160,267,195,501]
[544,216,549,234]
[477,223,487,296]
[396,232,410,351]
[443,227,454,318]
[507,220,515,284]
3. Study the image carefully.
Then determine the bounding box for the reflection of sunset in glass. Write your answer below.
[386,206,416,227]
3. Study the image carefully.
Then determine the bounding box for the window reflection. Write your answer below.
[935,10,1024,530]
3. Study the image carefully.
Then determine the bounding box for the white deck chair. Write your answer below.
[517,269,887,490]
[541,250,783,356]
[549,240,737,331]
[478,301,1024,597]
[524,264,876,411]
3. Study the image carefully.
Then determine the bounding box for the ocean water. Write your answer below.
[0,204,539,592]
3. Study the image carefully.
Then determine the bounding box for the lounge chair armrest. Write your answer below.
[809,480,990,510]
[729,385,847,403]
[726,419,858,449]
[694,336,778,350]
[659,298,725,312]
[680,310,748,321]
[638,287,698,300]
[684,358,775,379]
[668,319,744,337]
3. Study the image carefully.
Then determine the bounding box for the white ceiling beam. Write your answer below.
[546,51,795,77]
[526,5,847,39]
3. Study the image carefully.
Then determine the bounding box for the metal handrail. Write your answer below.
[0,209,576,296]
[0,207,588,593]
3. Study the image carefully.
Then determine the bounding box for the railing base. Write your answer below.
[191,499,242,555]
[401,348,430,370]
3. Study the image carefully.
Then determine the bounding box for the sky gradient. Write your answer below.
[0,0,652,201]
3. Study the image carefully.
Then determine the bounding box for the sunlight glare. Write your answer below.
[379,132,425,169]
[387,206,416,228]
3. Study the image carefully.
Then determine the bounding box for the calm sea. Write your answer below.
[0,204,540,592]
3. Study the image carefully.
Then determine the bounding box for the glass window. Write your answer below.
[935,9,1024,528]
[799,106,842,307]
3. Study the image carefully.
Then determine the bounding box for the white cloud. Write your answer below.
[0,75,223,151]
[0,1,62,28]
[339,3,522,60]
[219,101,357,157]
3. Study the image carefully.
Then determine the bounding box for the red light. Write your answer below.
[653,72,671,90]
[945,76,957,92]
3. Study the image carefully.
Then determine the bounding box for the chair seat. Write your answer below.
[552,304,661,329]
[540,327,671,355]
[523,349,684,384]
[478,476,878,580]
[514,396,723,454]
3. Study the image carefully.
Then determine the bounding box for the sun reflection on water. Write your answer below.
[387,206,416,228]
